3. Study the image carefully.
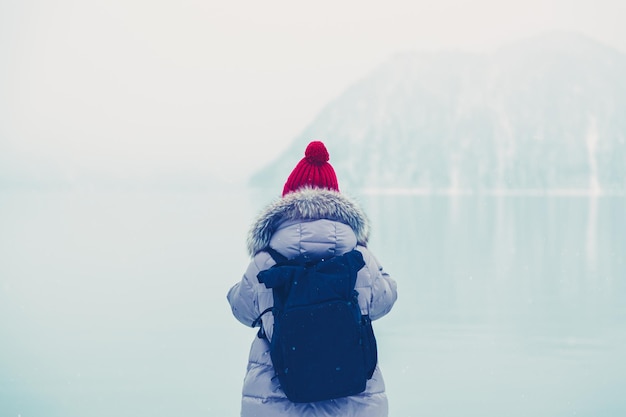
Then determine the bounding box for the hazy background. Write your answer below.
[2,0,626,186]
[2,2,626,417]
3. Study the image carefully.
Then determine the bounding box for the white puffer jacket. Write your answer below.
[227,188,398,417]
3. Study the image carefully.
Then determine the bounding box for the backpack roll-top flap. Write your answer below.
[257,265,307,311]
[257,249,366,308]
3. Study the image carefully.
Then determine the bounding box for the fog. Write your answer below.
[1,0,625,184]
[2,2,626,416]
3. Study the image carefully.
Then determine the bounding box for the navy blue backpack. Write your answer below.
[252,247,378,403]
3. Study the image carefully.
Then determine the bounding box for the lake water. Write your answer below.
[1,187,625,417]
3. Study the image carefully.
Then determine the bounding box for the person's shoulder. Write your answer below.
[354,244,374,261]
[251,249,276,271]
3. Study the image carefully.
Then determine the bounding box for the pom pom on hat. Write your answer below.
[282,141,339,196]
[304,141,330,165]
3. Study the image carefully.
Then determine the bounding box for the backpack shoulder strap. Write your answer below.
[265,246,288,264]
[251,247,288,340]
[251,306,274,340]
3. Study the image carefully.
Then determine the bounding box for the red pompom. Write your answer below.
[304,141,329,165]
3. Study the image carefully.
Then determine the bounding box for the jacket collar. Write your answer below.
[247,187,370,256]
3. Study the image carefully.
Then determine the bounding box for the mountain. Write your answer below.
[250,32,626,194]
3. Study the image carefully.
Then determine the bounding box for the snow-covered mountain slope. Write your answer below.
[251,32,626,194]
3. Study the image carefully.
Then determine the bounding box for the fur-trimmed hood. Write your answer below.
[247,187,371,256]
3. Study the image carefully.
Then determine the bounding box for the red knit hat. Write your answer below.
[282,141,339,196]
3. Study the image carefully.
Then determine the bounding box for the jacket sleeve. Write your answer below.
[227,258,262,327]
[227,252,274,327]
[356,246,398,321]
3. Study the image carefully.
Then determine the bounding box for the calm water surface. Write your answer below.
[1,187,624,417]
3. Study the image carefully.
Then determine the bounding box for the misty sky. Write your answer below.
[1,0,625,184]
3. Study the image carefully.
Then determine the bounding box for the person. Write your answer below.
[227,140,398,417]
